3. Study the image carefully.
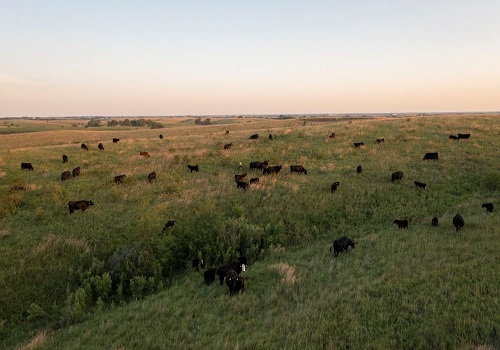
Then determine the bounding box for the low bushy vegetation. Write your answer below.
[0,115,498,349]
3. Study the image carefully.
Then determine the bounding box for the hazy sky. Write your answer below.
[1,1,499,117]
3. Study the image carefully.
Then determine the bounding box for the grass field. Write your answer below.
[1,115,499,349]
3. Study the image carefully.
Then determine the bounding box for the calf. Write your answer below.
[81,143,89,151]
[140,151,150,157]
[204,268,216,285]
[458,133,470,139]
[112,138,120,143]
[114,174,126,183]
[21,162,34,171]
[224,143,233,150]
[331,181,340,193]
[68,200,94,214]
[329,132,336,138]
[217,261,246,285]
[263,165,282,175]
[226,269,245,296]
[187,164,199,173]
[356,165,363,174]
[414,181,427,189]
[482,203,494,213]
[61,171,71,181]
[449,135,459,140]
[330,237,355,258]
[269,134,273,140]
[290,165,307,175]
[453,213,464,232]
[235,173,247,181]
[98,143,104,151]
[62,154,68,163]
[432,217,439,227]
[250,177,259,184]
[393,219,409,229]
[159,134,163,139]
[249,134,259,140]
[236,180,249,189]
[148,171,156,182]
[376,138,385,143]
[163,220,175,231]
[354,142,365,148]
[72,166,81,177]
[423,152,438,161]
[392,171,404,182]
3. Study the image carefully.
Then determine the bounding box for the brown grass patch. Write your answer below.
[32,234,88,255]
[16,331,48,350]
[0,171,6,177]
[269,262,299,285]
[0,230,12,239]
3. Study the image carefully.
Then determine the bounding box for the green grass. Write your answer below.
[1,115,499,349]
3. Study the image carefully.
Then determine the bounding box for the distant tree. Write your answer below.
[86,119,101,127]
[107,120,119,127]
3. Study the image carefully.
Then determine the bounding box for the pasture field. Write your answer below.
[0,115,499,349]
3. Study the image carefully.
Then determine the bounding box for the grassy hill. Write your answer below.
[1,115,499,349]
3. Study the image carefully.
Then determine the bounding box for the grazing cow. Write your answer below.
[112,138,120,143]
[236,180,249,189]
[354,142,365,148]
[98,143,104,151]
[330,237,355,258]
[376,138,385,143]
[114,174,126,183]
[217,261,246,285]
[357,165,363,174]
[68,200,94,214]
[449,135,459,140]
[329,132,336,138]
[453,213,464,232]
[204,268,216,285]
[61,171,71,181]
[392,171,404,182]
[140,151,150,157]
[81,143,89,151]
[269,134,273,140]
[148,171,156,182]
[423,152,439,161]
[62,154,68,163]
[331,181,340,193]
[432,217,439,227]
[414,181,427,189]
[159,134,163,139]
[482,203,494,213]
[21,162,34,171]
[187,164,199,173]
[250,177,259,184]
[250,161,268,170]
[249,134,259,140]
[393,219,409,229]
[72,166,81,177]
[263,165,282,175]
[235,173,247,181]
[458,133,470,139]
[290,165,307,175]
[226,269,245,296]
[224,143,233,150]
[163,220,175,231]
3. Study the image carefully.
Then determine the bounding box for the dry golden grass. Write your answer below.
[31,234,88,256]
[0,230,12,239]
[16,331,48,350]
[269,262,299,285]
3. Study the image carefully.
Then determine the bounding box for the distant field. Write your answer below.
[1,115,499,349]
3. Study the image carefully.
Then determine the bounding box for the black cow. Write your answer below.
[393,219,409,229]
[192,258,205,270]
[98,143,104,151]
[414,181,426,189]
[61,171,71,181]
[376,138,385,143]
[263,165,282,175]
[68,200,94,214]
[204,268,216,285]
[163,220,175,230]
[453,213,464,232]
[237,256,248,266]
[159,134,163,139]
[81,143,89,151]
[21,162,34,171]
[423,152,438,161]
[331,181,340,193]
[392,171,404,182]
[250,161,268,170]
[62,154,68,163]
[72,166,81,177]
[269,134,273,140]
[432,217,439,227]
[217,261,246,285]
[148,171,156,182]
[290,165,307,175]
[235,173,247,181]
[482,203,494,213]
[236,180,249,189]
[249,134,259,140]
[354,142,365,147]
[224,143,233,150]
[187,164,199,173]
[329,132,336,139]
[114,174,126,183]
[356,165,363,174]
[250,177,259,184]
[458,133,470,139]
[449,135,459,140]
[330,237,355,258]
[226,269,245,296]
[113,138,120,143]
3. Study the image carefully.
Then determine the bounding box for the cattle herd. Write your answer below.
[17,128,494,296]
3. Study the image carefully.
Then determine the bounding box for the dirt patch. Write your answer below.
[269,262,299,285]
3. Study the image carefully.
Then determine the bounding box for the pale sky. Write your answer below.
[1,0,499,117]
